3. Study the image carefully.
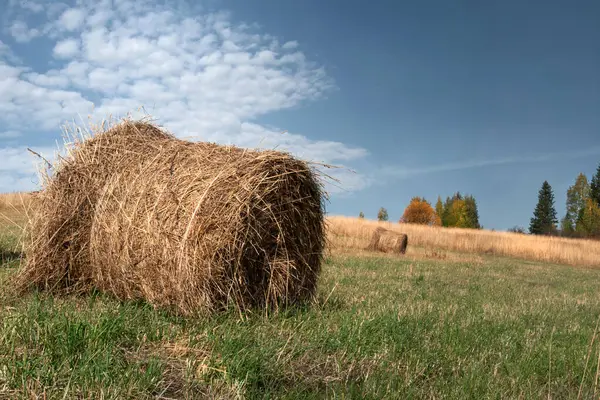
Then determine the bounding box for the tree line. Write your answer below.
[360,192,481,229]
[529,163,600,238]
[357,161,600,237]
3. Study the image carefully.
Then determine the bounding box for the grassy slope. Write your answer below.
[2,248,600,399]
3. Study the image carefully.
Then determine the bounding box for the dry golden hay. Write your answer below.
[14,119,327,316]
[366,227,408,254]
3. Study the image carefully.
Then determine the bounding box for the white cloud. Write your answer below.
[53,38,80,58]
[58,8,86,31]
[24,71,70,88]
[87,9,113,28]
[0,71,96,130]
[0,0,369,194]
[0,146,56,192]
[321,166,373,195]
[235,123,368,163]
[8,20,41,42]
[0,63,23,78]
[0,146,56,193]
[0,147,48,172]
[282,41,299,50]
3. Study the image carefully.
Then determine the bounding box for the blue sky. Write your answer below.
[0,0,599,230]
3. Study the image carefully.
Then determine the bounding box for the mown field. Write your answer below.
[2,193,600,399]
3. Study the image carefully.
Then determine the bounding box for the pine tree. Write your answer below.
[463,195,481,229]
[435,196,443,221]
[590,163,600,206]
[563,173,589,235]
[377,207,388,222]
[441,196,453,227]
[529,181,558,235]
[358,211,365,219]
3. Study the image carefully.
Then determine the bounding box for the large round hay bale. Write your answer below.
[15,120,326,315]
[367,227,408,254]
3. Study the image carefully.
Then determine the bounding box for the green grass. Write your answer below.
[0,223,22,264]
[2,237,600,398]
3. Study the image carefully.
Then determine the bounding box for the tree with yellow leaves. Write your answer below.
[576,198,600,238]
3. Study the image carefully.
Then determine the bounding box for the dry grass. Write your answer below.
[3,192,600,269]
[0,192,32,263]
[0,192,33,224]
[0,192,29,210]
[328,216,600,267]
[13,118,326,316]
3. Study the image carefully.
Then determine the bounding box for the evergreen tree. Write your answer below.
[435,196,443,221]
[442,196,453,227]
[563,173,589,235]
[377,207,389,222]
[463,195,481,229]
[590,162,600,206]
[529,181,558,235]
[358,211,365,219]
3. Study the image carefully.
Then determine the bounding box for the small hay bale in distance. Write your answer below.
[367,227,408,254]
[15,120,326,316]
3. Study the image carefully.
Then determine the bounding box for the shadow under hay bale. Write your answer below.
[15,119,326,316]
[1,250,22,264]
[366,227,408,255]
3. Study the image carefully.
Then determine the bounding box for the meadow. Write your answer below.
[2,192,600,399]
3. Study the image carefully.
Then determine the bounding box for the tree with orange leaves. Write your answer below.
[400,197,442,226]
